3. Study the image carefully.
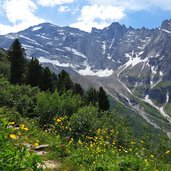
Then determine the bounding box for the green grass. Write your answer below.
[140,101,169,123]
[1,107,171,171]
[153,81,171,89]
[165,103,171,117]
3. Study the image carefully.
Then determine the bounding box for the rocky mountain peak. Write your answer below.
[160,19,171,31]
[1,19,171,135]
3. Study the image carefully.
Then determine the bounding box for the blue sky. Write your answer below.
[0,0,171,34]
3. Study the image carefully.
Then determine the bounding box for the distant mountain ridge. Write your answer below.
[1,19,171,137]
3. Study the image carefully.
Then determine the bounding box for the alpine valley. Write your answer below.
[1,19,171,138]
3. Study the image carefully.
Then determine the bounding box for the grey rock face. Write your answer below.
[1,20,171,135]
[1,20,171,104]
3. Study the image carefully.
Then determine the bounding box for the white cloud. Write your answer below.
[58,5,71,13]
[71,5,125,32]
[71,21,111,32]
[38,0,74,7]
[152,0,171,10]
[89,0,171,11]
[71,0,171,32]
[0,0,44,34]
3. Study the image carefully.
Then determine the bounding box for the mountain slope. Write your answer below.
[1,20,171,137]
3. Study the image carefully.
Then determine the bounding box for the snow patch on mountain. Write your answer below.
[161,29,171,34]
[36,34,50,40]
[38,57,70,67]
[64,47,87,59]
[5,34,17,39]
[35,48,50,54]
[151,71,163,88]
[159,92,171,124]
[150,66,158,88]
[124,51,146,68]
[77,65,113,77]
[46,42,53,46]
[23,44,34,48]
[19,35,43,47]
[102,41,106,55]
[107,54,112,60]
[32,26,42,31]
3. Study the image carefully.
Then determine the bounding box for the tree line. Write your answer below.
[8,39,110,111]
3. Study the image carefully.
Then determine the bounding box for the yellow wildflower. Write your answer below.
[20,124,29,131]
[10,134,17,139]
[78,139,83,145]
[9,121,15,125]
[90,143,93,148]
[20,124,25,129]
[131,141,136,145]
[145,159,149,166]
[34,142,39,147]
[96,147,101,153]
[150,154,154,158]
[110,129,114,133]
[165,150,170,154]
[69,138,73,145]
[97,128,101,134]
[56,118,62,123]
[112,141,116,145]
[23,127,29,131]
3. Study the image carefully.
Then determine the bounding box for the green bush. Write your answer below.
[0,77,39,117]
[34,91,60,127]
[70,106,99,139]
[0,49,10,78]
[59,90,82,117]
[35,90,82,128]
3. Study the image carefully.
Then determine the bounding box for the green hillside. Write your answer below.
[0,40,171,171]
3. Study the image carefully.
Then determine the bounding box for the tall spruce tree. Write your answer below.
[85,88,98,106]
[40,67,53,92]
[57,70,73,94]
[73,83,84,96]
[98,87,110,111]
[27,58,42,87]
[9,39,25,84]
[52,72,58,90]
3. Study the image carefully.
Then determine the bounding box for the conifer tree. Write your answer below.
[57,70,73,94]
[9,39,25,84]
[98,87,110,111]
[85,88,98,106]
[52,72,58,90]
[27,58,42,87]
[73,83,84,96]
[40,67,53,92]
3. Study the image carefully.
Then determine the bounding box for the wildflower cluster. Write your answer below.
[54,115,71,135]
[20,124,29,131]
[51,112,171,170]
[0,110,43,170]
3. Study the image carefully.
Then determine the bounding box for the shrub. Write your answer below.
[0,77,39,117]
[35,90,82,128]
[70,106,99,139]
